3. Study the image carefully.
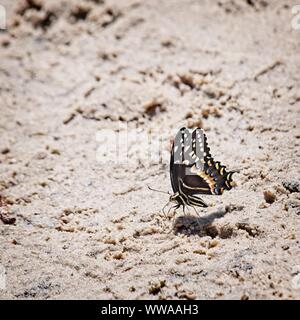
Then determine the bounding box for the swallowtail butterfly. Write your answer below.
[167,127,235,214]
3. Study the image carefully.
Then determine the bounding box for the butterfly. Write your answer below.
[157,127,235,216]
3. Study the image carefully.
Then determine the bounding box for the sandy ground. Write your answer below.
[0,0,300,300]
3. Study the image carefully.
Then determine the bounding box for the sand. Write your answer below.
[0,0,300,300]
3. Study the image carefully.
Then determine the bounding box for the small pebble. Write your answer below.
[51,149,61,155]
[208,239,219,249]
[1,147,10,155]
[282,180,300,193]
[193,249,206,255]
[176,289,196,300]
[149,280,166,295]
[264,190,276,204]
[113,252,124,260]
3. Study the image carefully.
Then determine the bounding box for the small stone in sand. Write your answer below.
[1,147,10,155]
[51,149,61,155]
[208,239,219,249]
[149,280,166,295]
[263,190,276,204]
[113,252,124,260]
[193,248,206,255]
[219,225,233,239]
[176,289,196,300]
[282,180,300,193]
[0,196,16,225]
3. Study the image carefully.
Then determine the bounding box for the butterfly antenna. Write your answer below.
[147,185,171,195]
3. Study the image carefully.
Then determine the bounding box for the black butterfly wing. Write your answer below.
[170,127,235,196]
[170,140,177,193]
[170,128,184,194]
[183,160,235,196]
[170,127,212,194]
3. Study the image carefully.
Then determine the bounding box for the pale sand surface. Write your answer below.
[0,0,300,299]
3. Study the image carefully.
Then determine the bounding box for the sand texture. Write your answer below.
[0,0,300,299]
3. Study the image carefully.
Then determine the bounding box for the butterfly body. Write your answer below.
[168,127,235,213]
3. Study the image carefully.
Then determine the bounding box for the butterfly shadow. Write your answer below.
[172,207,227,237]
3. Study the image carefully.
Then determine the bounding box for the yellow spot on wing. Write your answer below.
[191,165,215,194]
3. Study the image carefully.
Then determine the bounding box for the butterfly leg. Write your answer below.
[160,201,174,230]
[183,204,192,216]
[169,204,180,218]
[162,201,172,218]
[166,205,175,217]
[168,204,181,233]
[188,204,205,228]
[189,204,202,217]
[164,204,180,234]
